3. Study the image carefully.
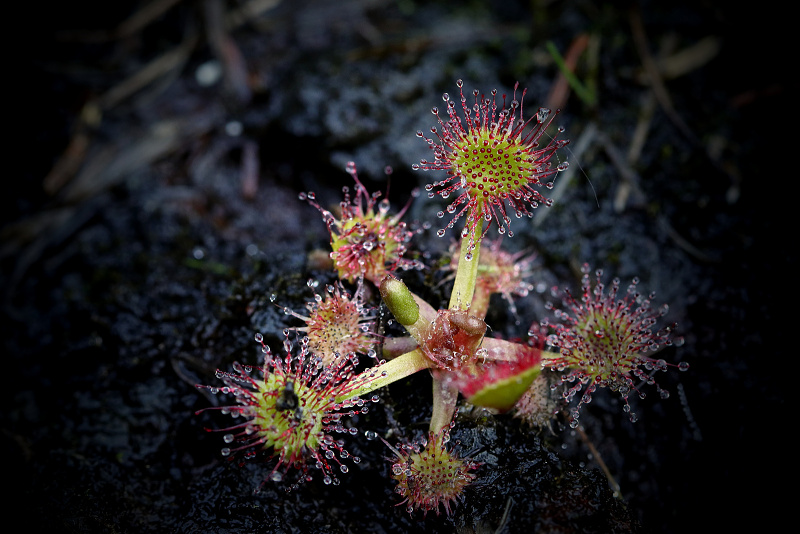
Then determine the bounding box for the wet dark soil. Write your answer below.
[4,1,792,532]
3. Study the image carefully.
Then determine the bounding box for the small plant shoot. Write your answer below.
[196,79,688,517]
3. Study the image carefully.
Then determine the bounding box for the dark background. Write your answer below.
[4,1,792,532]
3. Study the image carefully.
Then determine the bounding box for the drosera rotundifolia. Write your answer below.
[196,79,689,516]
[384,422,479,517]
[442,236,537,320]
[539,264,689,427]
[301,162,424,285]
[412,79,568,259]
[275,278,378,367]
[196,329,384,489]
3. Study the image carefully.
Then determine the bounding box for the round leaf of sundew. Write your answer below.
[466,365,542,412]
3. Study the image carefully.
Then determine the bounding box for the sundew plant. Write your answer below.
[196,79,689,517]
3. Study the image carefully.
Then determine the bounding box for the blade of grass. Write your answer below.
[546,40,596,108]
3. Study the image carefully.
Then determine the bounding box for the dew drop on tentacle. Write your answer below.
[569,418,579,429]
[537,107,550,123]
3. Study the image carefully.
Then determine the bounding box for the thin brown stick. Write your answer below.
[116,0,185,39]
[628,6,699,147]
[204,0,252,105]
[635,36,721,83]
[575,425,622,499]
[99,35,198,110]
[241,140,260,200]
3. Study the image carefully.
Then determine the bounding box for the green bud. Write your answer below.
[380,276,419,326]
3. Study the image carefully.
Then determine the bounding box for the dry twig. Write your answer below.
[628,6,700,147]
